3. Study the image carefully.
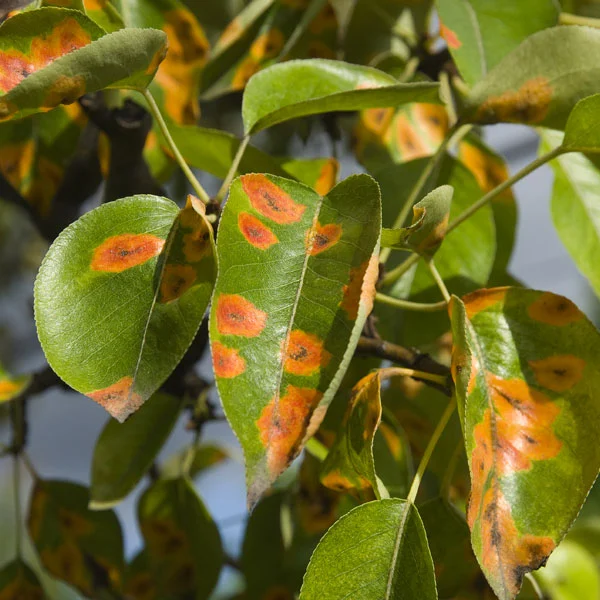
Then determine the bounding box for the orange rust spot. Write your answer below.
[475,77,553,124]
[413,104,449,146]
[90,233,165,273]
[528,292,583,326]
[241,174,306,224]
[215,294,267,337]
[314,159,338,195]
[0,379,22,401]
[41,541,90,596]
[416,215,450,253]
[460,142,512,198]
[341,255,379,320]
[306,222,342,255]
[0,140,34,192]
[86,376,143,422]
[0,18,93,93]
[451,345,478,395]
[159,264,197,303]
[529,355,585,392]
[250,29,285,60]
[231,56,260,91]
[361,107,394,137]
[58,508,93,538]
[284,330,331,376]
[440,23,461,49]
[463,288,508,319]
[212,341,246,379]
[257,385,323,477]
[42,74,87,108]
[479,489,555,597]
[395,113,430,161]
[238,212,278,250]
[321,469,358,493]
[216,17,243,49]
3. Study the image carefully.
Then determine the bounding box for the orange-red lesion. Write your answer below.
[529,354,585,392]
[527,292,583,326]
[212,341,246,378]
[257,385,323,476]
[460,142,512,199]
[283,330,331,376]
[306,222,342,255]
[340,256,378,321]
[241,174,306,224]
[395,113,430,161]
[440,23,461,49]
[86,376,144,422]
[90,233,165,273]
[238,212,279,250]
[215,294,268,337]
[159,264,197,303]
[463,287,508,319]
[314,159,338,195]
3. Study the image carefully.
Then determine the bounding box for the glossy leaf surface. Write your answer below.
[91,392,184,509]
[562,93,600,153]
[138,477,223,600]
[299,499,437,599]
[0,8,167,122]
[242,59,441,134]
[436,0,559,87]
[35,195,216,422]
[463,26,600,129]
[450,288,600,599]
[381,184,453,258]
[210,173,381,505]
[540,129,600,300]
[27,479,124,597]
[0,560,45,600]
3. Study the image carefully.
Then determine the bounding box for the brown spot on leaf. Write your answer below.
[250,29,285,60]
[396,114,429,161]
[159,264,197,303]
[238,212,278,250]
[463,288,508,319]
[42,74,87,107]
[529,355,585,392]
[475,77,553,124]
[306,222,342,255]
[215,294,267,337]
[41,541,90,596]
[361,107,394,137]
[341,255,379,321]
[212,341,246,379]
[314,159,338,195]
[528,292,583,326]
[413,104,449,145]
[58,509,93,538]
[86,376,144,422]
[284,330,331,376]
[460,142,512,198]
[231,56,260,90]
[90,233,165,273]
[257,385,322,477]
[241,174,306,224]
[321,468,358,493]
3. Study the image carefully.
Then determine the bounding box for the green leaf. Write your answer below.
[83,0,125,33]
[35,194,216,422]
[138,477,223,600]
[436,0,559,87]
[42,0,85,10]
[90,392,184,509]
[161,443,229,479]
[0,559,45,599]
[562,93,600,153]
[463,26,600,129]
[299,499,437,599]
[539,128,600,300]
[210,173,381,505]
[0,361,30,403]
[381,185,453,258]
[123,550,157,600]
[0,8,167,123]
[242,59,441,134]
[27,479,124,597]
[449,288,600,599]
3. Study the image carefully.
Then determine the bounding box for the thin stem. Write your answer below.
[378,367,448,387]
[141,89,210,204]
[427,259,451,302]
[380,253,419,288]
[21,452,38,481]
[375,291,447,312]
[215,136,250,204]
[13,455,21,557]
[559,11,600,28]
[447,146,563,234]
[407,398,456,504]
[525,573,545,600]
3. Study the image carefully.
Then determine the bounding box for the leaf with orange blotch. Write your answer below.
[27,479,124,597]
[0,7,167,123]
[381,184,453,259]
[436,0,558,87]
[0,361,30,403]
[210,173,381,506]
[450,287,600,599]
[463,26,600,129]
[0,559,45,600]
[35,194,216,421]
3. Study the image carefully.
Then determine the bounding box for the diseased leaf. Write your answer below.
[35,194,216,421]
[539,128,600,300]
[161,443,229,479]
[463,26,600,129]
[27,479,124,597]
[450,287,600,599]
[562,93,600,153]
[210,173,381,505]
[0,8,167,123]
[381,184,453,258]
[280,157,339,195]
[90,392,184,509]
[436,0,559,87]
[0,361,30,403]
[299,499,437,599]
[0,559,45,599]
[138,477,223,600]
[83,0,125,33]
[242,58,441,134]
[123,550,158,600]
